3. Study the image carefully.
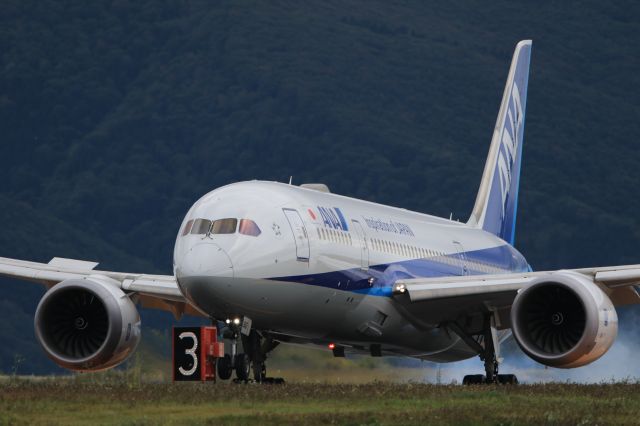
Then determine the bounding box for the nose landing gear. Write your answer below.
[217,318,284,384]
[243,329,283,383]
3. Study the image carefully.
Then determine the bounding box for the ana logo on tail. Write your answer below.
[497,81,524,219]
[467,40,531,245]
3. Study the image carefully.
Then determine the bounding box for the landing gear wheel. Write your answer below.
[217,354,233,380]
[463,374,485,385]
[253,362,266,382]
[234,353,251,381]
[497,374,519,385]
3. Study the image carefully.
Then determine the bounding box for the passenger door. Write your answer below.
[283,208,310,261]
[453,241,468,276]
[351,219,369,270]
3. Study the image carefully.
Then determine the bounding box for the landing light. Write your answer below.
[233,317,241,325]
[225,318,231,324]
[394,283,407,294]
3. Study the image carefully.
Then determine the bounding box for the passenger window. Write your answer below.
[239,219,261,236]
[182,219,194,236]
[190,219,212,235]
[211,218,238,234]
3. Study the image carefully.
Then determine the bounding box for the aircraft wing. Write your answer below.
[0,256,206,319]
[391,265,640,332]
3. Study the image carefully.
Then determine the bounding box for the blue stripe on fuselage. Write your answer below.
[268,244,530,297]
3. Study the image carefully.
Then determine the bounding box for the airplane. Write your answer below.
[1,39,637,385]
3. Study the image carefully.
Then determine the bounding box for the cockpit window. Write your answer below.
[185,217,260,237]
[239,219,261,236]
[211,218,238,234]
[181,219,194,236]
[190,218,212,235]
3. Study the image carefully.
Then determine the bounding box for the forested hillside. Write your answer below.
[1,0,639,373]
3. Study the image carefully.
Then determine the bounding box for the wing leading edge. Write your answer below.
[0,256,206,319]
[391,265,640,332]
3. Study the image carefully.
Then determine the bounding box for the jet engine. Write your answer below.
[511,271,617,368]
[34,278,141,371]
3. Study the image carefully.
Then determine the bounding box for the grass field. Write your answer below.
[1,378,640,425]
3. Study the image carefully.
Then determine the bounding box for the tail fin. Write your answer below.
[467,40,532,245]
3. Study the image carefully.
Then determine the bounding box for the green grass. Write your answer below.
[1,379,639,425]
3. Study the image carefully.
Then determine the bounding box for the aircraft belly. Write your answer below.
[178,275,477,360]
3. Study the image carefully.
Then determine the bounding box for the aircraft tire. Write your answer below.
[234,353,251,381]
[217,354,233,380]
[497,374,519,385]
[253,362,266,382]
[462,374,485,385]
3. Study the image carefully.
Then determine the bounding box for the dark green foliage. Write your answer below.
[0,1,639,373]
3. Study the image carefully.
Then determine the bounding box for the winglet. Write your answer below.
[467,40,532,245]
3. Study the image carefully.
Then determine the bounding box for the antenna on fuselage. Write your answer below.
[289,176,293,185]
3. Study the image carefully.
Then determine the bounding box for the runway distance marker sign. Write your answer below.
[172,326,224,382]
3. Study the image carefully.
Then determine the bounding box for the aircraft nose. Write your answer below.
[176,242,234,279]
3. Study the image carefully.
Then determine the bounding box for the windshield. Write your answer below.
[183,217,261,237]
[190,219,212,235]
[211,218,238,234]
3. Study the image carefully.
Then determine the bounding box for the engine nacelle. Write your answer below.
[34,277,141,371]
[511,271,617,368]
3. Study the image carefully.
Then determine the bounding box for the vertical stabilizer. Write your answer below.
[467,40,532,245]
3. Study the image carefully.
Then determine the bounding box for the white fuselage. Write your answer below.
[173,181,529,361]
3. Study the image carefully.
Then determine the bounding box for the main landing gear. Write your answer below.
[216,319,284,384]
[451,314,519,385]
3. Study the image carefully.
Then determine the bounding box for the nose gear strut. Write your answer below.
[242,330,282,383]
[217,317,284,384]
